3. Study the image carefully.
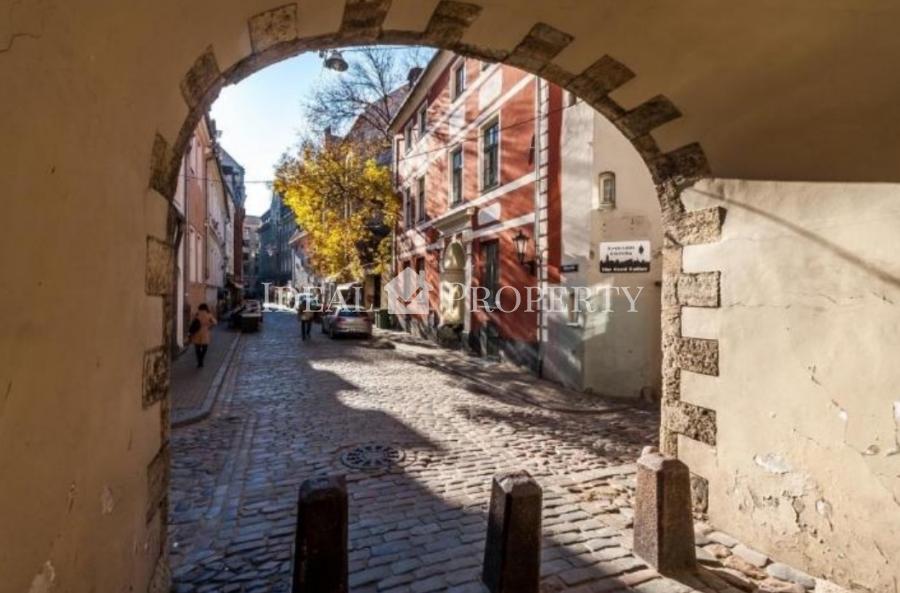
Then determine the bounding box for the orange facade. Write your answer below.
[393,53,562,369]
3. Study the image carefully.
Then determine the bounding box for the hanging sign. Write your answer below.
[599,240,651,273]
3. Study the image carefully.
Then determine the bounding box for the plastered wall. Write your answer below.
[3,1,900,592]
[677,179,900,592]
[547,101,663,399]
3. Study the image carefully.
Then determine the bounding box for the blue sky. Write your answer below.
[210,48,433,216]
[210,53,322,216]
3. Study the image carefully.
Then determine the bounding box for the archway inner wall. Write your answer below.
[1,1,899,592]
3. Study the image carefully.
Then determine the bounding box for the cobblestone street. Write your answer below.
[169,313,782,593]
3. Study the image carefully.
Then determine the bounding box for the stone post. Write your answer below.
[292,475,348,593]
[633,446,696,574]
[482,470,542,593]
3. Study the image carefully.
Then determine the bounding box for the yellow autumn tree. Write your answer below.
[273,140,398,283]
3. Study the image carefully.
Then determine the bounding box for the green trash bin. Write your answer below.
[375,309,393,330]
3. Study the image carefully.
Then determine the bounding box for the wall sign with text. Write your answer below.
[599,240,651,273]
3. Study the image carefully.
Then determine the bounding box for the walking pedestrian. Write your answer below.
[189,303,217,367]
[298,299,314,341]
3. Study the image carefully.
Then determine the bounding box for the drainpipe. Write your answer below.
[533,75,544,378]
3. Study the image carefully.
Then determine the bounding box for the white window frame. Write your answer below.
[479,114,501,193]
[448,144,464,206]
[595,171,616,210]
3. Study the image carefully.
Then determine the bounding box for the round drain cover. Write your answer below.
[341,443,405,470]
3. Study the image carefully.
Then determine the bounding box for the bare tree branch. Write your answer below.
[303,46,432,146]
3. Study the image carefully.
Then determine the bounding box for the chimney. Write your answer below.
[407,67,423,88]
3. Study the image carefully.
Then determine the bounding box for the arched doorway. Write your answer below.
[440,240,466,326]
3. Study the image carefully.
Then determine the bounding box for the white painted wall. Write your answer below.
[678,179,900,591]
[206,158,227,300]
[547,99,663,399]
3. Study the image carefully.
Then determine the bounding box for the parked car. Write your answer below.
[321,308,373,338]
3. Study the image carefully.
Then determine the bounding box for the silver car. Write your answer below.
[322,308,373,338]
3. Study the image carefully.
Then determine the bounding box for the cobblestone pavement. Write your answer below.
[169,313,811,593]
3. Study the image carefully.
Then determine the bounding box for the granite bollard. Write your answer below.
[633,446,696,574]
[482,470,542,593]
[292,475,348,593]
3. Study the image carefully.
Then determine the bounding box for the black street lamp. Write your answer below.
[320,49,349,72]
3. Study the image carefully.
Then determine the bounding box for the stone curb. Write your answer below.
[171,333,241,428]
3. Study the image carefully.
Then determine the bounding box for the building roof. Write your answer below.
[388,50,456,134]
[217,147,247,208]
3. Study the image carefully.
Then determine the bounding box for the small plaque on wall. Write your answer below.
[599,240,651,273]
[560,263,579,273]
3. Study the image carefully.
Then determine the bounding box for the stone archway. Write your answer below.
[147,0,721,460]
[140,5,724,588]
[5,2,900,591]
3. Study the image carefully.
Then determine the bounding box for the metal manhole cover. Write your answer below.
[340,443,405,470]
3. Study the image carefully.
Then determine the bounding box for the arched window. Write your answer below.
[596,171,616,209]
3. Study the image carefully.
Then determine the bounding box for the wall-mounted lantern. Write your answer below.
[512,229,536,275]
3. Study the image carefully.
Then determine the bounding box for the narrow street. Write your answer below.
[167,314,803,593]
[169,313,669,592]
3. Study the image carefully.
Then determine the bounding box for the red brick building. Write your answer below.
[390,51,562,370]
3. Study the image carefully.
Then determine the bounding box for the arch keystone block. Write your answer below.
[665,400,717,445]
[567,55,635,105]
[616,95,682,140]
[676,337,719,376]
[505,22,574,72]
[634,447,696,574]
[482,470,542,593]
[146,237,175,296]
[142,346,170,409]
[249,4,299,53]
[676,272,721,307]
[180,46,222,109]
[145,444,170,523]
[149,134,177,198]
[341,0,392,41]
[425,1,482,45]
[651,143,711,185]
[672,206,726,245]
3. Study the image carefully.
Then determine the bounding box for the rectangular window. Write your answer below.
[405,188,415,226]
[450,147,463,205]
[481,241,499,304]
[417,177,426,222]
[482,120,500,190]
[452,61,466,100]
[596,172,616,209]
[416,257,425,275]
[418,103,428,135]
[404,122,413,153]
